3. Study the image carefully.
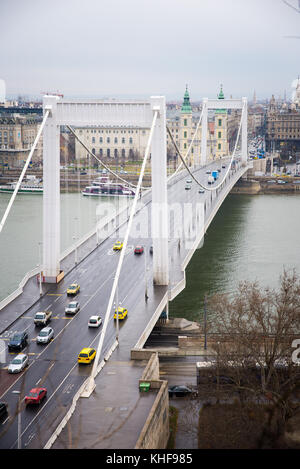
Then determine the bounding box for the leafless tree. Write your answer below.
[200,270,300,448]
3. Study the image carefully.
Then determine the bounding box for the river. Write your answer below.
[169,193,300,321]
[0,191,300,322]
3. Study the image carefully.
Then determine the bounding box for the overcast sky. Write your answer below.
[1,0,300,101]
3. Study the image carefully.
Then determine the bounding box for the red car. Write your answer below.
[25,387,47,405]
[134,245,144,255]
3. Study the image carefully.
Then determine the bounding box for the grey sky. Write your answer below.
[0,0,300,101]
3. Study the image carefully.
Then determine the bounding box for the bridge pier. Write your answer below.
[42,95,63,283]
[150,96,169,286]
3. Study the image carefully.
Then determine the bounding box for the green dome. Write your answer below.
[181,85,192,113]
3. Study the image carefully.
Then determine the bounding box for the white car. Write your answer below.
[65,301,80,315]
[36,327,54,344]
[8,353,29,373]
[88,316,102,328]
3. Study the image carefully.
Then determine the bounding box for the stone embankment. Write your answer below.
[231,177,300,194]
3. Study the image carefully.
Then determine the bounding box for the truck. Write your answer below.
[211,170,219,181]
[34,311,52,326]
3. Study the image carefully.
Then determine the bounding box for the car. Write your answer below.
[114,307,128,320]
[25,387,47,405]
[168,385,194,398]
[277,180,286,184]
[0,402,8,420]
[198,189,205,194]
[78,347,96,364]
[36,327,54,344]
[206,170,211,174]
[134,245,144,255]
[185,184,191,190]
[67,283,80,295]
[88,316,102,327]
[7,353,29,373]
[222,165,226,169]
[113,241,123,251]
[207,176,215,185]
[186,179,192,184]
[8,331,28,352]
[65,301,80,315]
[80,171,87,175]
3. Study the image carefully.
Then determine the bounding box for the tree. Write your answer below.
[203,270,300,448]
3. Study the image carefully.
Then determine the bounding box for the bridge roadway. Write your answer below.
[0,158,248,449]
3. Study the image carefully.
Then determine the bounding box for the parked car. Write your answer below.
[25,387,47,405]
[78,348,96,364]
[8,331,28,352]
[134,245,144,255]
[0,402,8,420]
[88,316,102,328]
[36,327,54,344]
[65,301,80,315]
[168,385,194,398]
[7,353,29,373]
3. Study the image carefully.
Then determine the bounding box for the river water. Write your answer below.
[0,191,300,322]
[169,193,300,322]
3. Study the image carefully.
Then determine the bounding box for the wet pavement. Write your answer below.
[51,356,157,449]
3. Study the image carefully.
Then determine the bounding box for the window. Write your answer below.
[114,137,118,144]
[114,149,118,158]
[218,131,222,139]
[107,148,110,157]
[99,149,103,157]
[107,137,110,143]
[92,137,95,143]
[184,119,187,126]
[218,143,221,150]
[122,137,125,144]
[184,131,187,138]
[122,149,126,158]
[129,137,133,144]
[99,137,103,143]
[218,119,222,127]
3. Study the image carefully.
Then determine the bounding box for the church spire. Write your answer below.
[181,84,192,113]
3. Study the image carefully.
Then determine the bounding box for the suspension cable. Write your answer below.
[66,125,148,191]
[166,102,246,192]
[84,110,159,394]
[0,109,50,234]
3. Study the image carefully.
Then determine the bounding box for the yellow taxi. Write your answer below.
[114,307,128,320]
[67,283,80,296]
[77,347,96,364]
[113,241,123,251]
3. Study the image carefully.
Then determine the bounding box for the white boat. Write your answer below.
[82,178,135,197]
[0,177,43,194]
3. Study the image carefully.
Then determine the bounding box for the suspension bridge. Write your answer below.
[0,94,251,449]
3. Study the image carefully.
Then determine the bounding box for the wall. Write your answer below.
[133,351,170,449]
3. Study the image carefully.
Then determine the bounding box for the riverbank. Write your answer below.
[231,177,300,194]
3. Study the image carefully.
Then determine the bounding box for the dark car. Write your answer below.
[0,402,8,420]
[8,331,28,352]
[134,245,144,255]
[168,385,195,398]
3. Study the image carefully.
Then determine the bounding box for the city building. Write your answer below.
[0,115,43,168]
[265,83,300,159]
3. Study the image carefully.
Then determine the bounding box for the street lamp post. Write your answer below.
[38,241,43,296]
[204,295,207,351]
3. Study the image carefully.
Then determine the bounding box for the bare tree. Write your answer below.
[201,270,300,448]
